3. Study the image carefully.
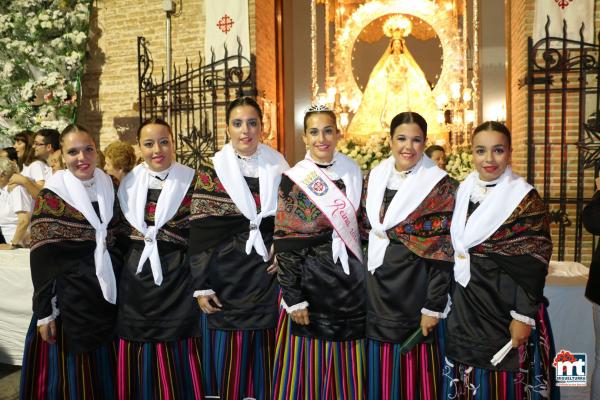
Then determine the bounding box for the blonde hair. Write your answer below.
[0,157,19,178]
[104,141,137,173]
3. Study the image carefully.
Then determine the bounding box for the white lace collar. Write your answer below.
[81,176,97,201]
[305,151,339,180]
[143,162,173,189]
[470,175,501,204]
[386,167,413,190]
[235,148,259,178]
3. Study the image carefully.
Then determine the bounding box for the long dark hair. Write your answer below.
[13,130,34,169]
[389,112,427,139]
[472,121,512,147]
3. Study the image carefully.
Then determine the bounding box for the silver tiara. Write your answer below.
[306,104,334,113]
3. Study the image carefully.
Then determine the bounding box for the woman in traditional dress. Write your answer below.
[443,121,558,399]
[271,105,366,399]
[116,118,203,399]
[20,124,120,399]
[360,112,457,399]
[190,96,288,399]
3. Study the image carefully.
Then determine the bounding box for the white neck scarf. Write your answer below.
[45,169,117,304]
[118,161,195,285]
[451,167,533,287]
[303,151,363,273]
[366,155,447,272]
[212,143,289,261]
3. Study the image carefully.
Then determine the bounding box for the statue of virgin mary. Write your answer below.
[347,16,441,139]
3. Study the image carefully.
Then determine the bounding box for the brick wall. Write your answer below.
[78,0,278,149]
[510,0,600,265]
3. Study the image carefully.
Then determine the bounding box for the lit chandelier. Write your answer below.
[435,81,475,148]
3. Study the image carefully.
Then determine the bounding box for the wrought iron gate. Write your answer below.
[137,36,257,169]
[526,20,600,262]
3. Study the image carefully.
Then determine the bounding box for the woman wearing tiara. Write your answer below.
[189,97,288,400]
[116,118,203,399]
[20,124,120,399]
[360,112,457,400]
[271,105,366,399]
[443,121,558,399]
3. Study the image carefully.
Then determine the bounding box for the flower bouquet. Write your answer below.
[337,132,390,172]
[0,0,92,142]
[446,147,474,181]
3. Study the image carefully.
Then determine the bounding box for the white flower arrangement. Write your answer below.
[337,132,391,171]
[0,0,92,141]
[446,147,474,181]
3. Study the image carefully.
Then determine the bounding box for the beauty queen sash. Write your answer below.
[285,160,363,273]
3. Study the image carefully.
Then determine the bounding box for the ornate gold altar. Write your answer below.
[311,0,480,149]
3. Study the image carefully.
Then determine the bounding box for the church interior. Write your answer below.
[0,0,599,398]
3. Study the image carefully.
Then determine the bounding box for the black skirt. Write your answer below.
[202,229,279,331]
[54,249,118,353]
[445,254,537,372]
[368,242,433,344]
[279,240,366,341]
[118,241,199,341]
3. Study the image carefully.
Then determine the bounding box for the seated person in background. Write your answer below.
[104,141,137,182]
[0,157,32,249]
[425,144,447,170]
[47,149,64,174]
[10,129,59,198]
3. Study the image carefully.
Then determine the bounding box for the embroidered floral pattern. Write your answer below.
[359,174,458,262]
[275,176,345,239]
[30,189,118,250]
[190,167,263,221]
[145,202,157,222]
[471,190,552,263]
[196,169,227,194]
[293,192,320,223]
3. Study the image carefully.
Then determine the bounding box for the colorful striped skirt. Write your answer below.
[366,335,443,400]
[271,308,366,400]
[20,316,118,400]
[441,305,560,400]
[117,337,204,400]
[200,314,275,399]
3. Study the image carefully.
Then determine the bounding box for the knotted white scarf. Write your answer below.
[366,155,447,272]
[451,167,533,287]
[212,143,289,261]
[118,162,195,285]
[45,169,117,303]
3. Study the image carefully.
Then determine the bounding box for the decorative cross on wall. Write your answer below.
[217,14,235,34]
[554,0,574,10]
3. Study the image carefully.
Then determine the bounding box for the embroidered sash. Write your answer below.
[285,160,363,273]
